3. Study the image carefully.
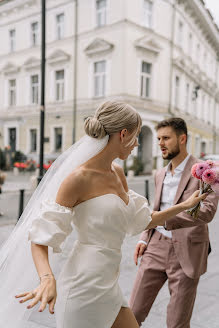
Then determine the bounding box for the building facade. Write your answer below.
[0,0,218,172]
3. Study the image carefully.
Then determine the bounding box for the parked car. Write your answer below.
[202,154,219,161]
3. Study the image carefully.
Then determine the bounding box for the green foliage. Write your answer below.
[128,156,144,176]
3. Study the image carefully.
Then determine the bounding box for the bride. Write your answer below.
[0,100,206,328]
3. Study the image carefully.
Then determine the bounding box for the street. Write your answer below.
[0,172,218,327]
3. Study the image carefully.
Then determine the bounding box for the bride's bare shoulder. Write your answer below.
[55,167,90,207]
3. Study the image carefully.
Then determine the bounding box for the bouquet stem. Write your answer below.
[186,182,213,219]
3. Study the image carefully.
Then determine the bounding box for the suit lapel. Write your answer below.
[173,155,197,204]
[153,168,166,211]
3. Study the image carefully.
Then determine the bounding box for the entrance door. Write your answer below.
[9,128,16,152]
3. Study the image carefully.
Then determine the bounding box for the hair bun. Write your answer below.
[84,116,107,139]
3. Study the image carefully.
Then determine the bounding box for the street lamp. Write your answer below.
[38,0,46,185]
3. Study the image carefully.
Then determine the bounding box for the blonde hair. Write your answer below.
[84,100,142,140]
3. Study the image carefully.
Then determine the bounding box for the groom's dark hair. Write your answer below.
[155,117,187,138]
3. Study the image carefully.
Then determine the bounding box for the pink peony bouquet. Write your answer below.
[188,160,219,219]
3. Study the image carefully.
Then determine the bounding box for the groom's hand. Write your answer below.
[134,242,147,265]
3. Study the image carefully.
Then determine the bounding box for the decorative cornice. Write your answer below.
[84,38,114,57]
[0,0,36,16]
[173,56,217,96]
[1,61,19,75]
[135,36,162,55]
[47,49,71,65]
[182,0,219,52]
[23,57,40,70]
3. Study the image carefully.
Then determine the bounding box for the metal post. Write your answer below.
[72,0,78,144]
[18,189,24,221]
[38,0,46,185]
[168,1,176,117]
[145,180,150,205]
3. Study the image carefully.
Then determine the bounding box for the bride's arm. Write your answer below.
[147,190,207,229]
[16,170,85,312]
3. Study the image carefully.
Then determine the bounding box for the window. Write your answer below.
[174,76,180,108]
[9,79,16,106]
[188,32,193,55]
[143,0,153,28]
[195,136,200,158]
[185,83,189,113]
[187,134,192,153]
[55,70,65,101]
[96,0,107,27]
[178,21,183,45]
[54,127,62,152]
[201,94,205,120]
[140,61,151,98]
[31,22,39,46]
[203,52,207,71]
[9,29,15,52]
[208,99,211,124]
[56,13,64,40]
[196,44,200,65]
[31,75,39,104]
[94,60,106,97]
[30,129,37,152]
[209,141,213,153]
[201,141,206,155]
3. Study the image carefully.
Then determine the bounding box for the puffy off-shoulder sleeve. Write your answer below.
[28,200,75,253]
[127,190,152,236]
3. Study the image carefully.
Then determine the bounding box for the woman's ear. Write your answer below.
[120,129,128,143]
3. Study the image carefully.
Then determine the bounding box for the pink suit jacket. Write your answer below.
[140,155,218,279]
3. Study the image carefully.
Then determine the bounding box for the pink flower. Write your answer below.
[191,163,199,179]
[202,169,217,185]
[195,162,209,179]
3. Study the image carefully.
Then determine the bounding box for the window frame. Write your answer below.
[56,13,65,40]
[140,61,152,99]
[55,69,65,102]
[31,21,39,47]
[30,74,39,105]
[185,82,190,113]
[96,0,107,27]
[9,29,16,52]
[177,20,183,45]
[8,79,16,107]
[174,75,180,109]
[50,125,65,153]
[93,60,106,98]
[30,128,37,153]
[142,0,153,29]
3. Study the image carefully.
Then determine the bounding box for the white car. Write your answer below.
[203,154,219,161]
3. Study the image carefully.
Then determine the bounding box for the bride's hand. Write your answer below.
[182,190,208,210]
[15,277,57,314]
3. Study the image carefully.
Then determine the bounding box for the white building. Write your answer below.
[0,0,218,172]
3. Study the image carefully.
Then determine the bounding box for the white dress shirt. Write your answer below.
[155,154,190,238]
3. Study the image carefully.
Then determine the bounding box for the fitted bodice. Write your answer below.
[72,193,135,250]
[28,190,152,253]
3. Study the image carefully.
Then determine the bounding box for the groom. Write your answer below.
[129,118,218,328]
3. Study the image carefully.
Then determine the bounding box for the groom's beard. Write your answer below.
[162,143,180,160]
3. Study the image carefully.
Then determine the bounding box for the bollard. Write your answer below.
[145,180,150,205]
[18,189,25,221]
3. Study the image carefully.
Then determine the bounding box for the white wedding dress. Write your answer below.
[28,190,152,328]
